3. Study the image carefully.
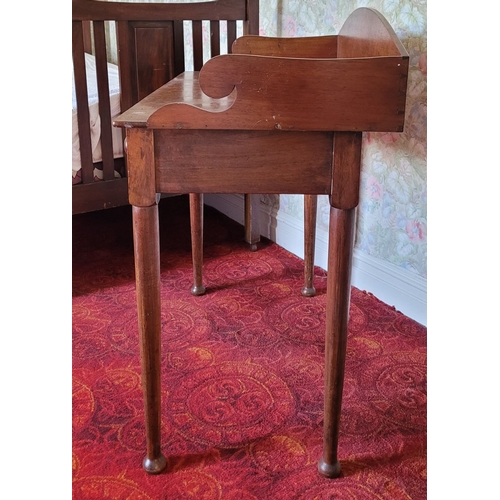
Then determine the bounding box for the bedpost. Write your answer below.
[244,0,259,36]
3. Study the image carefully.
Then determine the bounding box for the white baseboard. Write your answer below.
[204,194,248,226]
[204,194,427,327]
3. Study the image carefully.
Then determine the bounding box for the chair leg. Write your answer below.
[189,193,206,296]
[244,194,260,251]
[302,194,317,297]
[132,204,167,475]
[318,206,355,479]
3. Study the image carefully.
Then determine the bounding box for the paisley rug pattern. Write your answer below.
[73,196,426,499]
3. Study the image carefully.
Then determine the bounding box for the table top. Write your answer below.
[113,72,235,129]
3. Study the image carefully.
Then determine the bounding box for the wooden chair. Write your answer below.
[114,7,408,478]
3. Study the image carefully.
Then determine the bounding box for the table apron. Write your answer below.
[154,129,334,194]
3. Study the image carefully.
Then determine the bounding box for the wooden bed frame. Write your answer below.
[72,0,321,296]
[72,0,259,216]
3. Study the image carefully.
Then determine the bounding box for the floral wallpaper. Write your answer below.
[260,0,427,279]
[260,0,427,278]
[101,0,427,280]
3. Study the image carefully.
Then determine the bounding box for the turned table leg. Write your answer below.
[189,193,206,296]
[244,194,261,251]
[302,194,318,297]
[318,131,361,478]
[132,204,167,474]
[318,206,356,478]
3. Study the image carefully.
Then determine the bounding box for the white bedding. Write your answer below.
[72,53,124,180]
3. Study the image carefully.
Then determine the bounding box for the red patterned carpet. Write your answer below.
[72,195,426,499]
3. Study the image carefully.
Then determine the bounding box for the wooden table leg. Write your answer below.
[132,204,167,474]
[318,206,355,478]
[189,193,206,296]
[244,194,261,251]
[301,194,317,297]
